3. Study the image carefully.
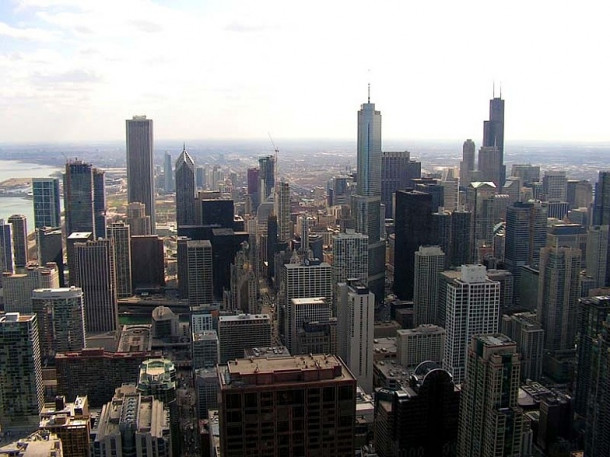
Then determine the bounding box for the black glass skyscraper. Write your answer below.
[175,146,196,227]
[394,190,432,300]
[64,160,95,237]
[482,95,505,188]
[126,115,155,231]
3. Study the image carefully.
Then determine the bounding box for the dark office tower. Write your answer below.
[126,115,155,231]
[394,190,432,300]
[186,240,213,306]
[37,227,65,286]
[125,202,152,236]
[73,239,118,333]
[107,222,132,298]
[218,354,356,457]
[501,312,544,381]
[482,94,506,188]
[0,313,44,429]
[478,146,503,189]
[8,214,28,269]
[457,334,525,457]
[0,220,14,285]
[64,159,95,237]
[246,167,259,212]
[93,168,106,240]
[460,139,476,187]
[258,155,275,203]
[175,145,196,227]
[575,296,610,416]
[163,151,174,193]
[593,171,610,225]
[450,210,472,267]
[414,178,444,213]
[131,235,165,292]
[430,211,451,269]
[381,150,421,218]
[538,246,581,352]
[267,214,278,281]
[504,201,547,302]
[32,177,61,229]
[583,318,610,456]
[375,362,460,456]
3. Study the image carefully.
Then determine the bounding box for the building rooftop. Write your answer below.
[117,325,153,352]
[0,312,35,324]
[192,330,218,342]
[397,324,445,336]
[218,313,270,323]
[291,297,327,305]
[220,354,354,388]
[244,346,290,358]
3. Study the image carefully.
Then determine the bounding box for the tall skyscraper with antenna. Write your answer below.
[482,89,506,189]
[353,85,384,301]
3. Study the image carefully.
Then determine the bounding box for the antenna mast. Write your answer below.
[268,132,279,188]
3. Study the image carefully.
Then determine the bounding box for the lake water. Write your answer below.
[0,160,63,227]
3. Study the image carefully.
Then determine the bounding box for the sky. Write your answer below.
[0,0,609,144]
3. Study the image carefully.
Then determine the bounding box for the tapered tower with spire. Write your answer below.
[175,144,196,227]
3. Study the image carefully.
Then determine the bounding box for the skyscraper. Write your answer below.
[0,219,14,285]
[460,139,476,187]
[93,168,106,239]
[125,202,152,236]
[394,190,433,300]
[504,201,547,302]
[3,263,59,313]
[275,181,292,242]
[450,209,472,267]
[542,170,568,201]
[537,246,581,352]
[217,313,272,363]
[354,89,385,303]
[175,145,196,227]
[107,222,132,298]
[336,282,374,392]
[381,150,421,218]
[36,227,65,286]
[163,151,174,193]
[281,260,332,352]
[332,229,368,285]
[73,239,118,333]
[501,312,544,381]
[575,296,610,417]
[482,94,505,189]
[64,159,95,237]
[442,265,500,384]
[593,170,610,226]
[186,240,213,306]
[218,354,356,457]
[258,155,275,204]
[32,287,86,361]
[477,146,503,189]
[457,334,525,457]
[413,245,446,326]
[126,115,155,230]
[0,312,44,428]
[32,177,61,229]
[8,214,28,269]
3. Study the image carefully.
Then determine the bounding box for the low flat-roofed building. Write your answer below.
[39,396,90,457]
[373,337,398,361]
[117,325,153,352]
[0,430,63,456]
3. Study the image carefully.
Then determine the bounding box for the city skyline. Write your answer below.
[1,1,610,143]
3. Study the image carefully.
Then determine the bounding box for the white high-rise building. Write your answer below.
[281,260,332,352]
[336,282,374,392]
[442,265,500,384]
[290,297,331,355]
[396,324,446,368]
[413,245,446,326]
[332,229,368,285]
[32,287,86,360]
[218,314,272,363]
